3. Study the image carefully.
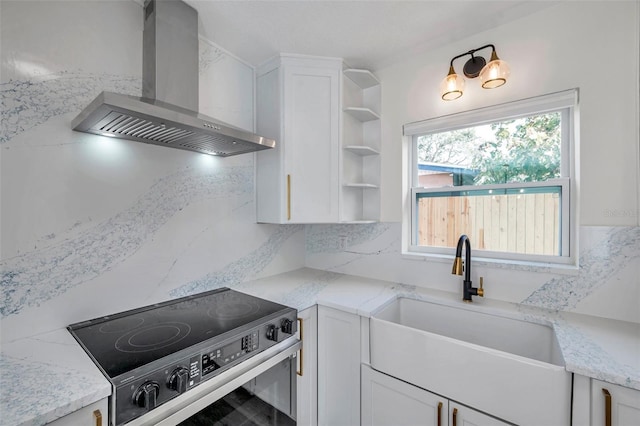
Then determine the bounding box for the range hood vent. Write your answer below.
[71,0,275,157]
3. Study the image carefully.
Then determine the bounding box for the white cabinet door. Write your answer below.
[297,306,318,426]
[318,306,361,426]
[256,55,341,224]
[283,64,340,223]
[48,399,108,426]
[362,365,445,426]
[450,402,511,426]
[592,380,640,426]
[361,365,511,426]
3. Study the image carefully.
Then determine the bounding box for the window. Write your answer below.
[404,90,577,264]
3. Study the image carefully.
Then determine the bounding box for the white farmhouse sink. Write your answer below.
[370,298,571,426]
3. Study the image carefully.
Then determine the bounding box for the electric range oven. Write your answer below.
[68,288,300,426]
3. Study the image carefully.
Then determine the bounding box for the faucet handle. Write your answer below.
[478,277,485,297]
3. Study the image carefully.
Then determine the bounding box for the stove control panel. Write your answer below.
[113,312,297,425]
[266,324,279,341]
[132,381,160,410]
[281,318,294,334]
[167,367,189,394]
[202,329,260,376]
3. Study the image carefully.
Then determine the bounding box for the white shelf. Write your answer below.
[341,66,381,223]
[344,107,380,122]
[344,69,380,89]
[344,145,380,156]
[343,183,379,189]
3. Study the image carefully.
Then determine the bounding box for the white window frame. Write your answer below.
[402,89,578,266]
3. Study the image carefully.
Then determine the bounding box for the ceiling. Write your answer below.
[186,1,556,70]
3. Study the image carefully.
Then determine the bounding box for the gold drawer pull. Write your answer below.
[437,402,443,426]
[452,407,458,426]
[93,409,102,426]
[296,317,303,376]
[602,388,611,426]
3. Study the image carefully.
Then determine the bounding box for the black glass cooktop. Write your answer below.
[68,288,289,378]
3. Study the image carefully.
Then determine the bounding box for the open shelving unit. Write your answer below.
[341,67,381,223]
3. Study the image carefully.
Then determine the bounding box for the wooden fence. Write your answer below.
[417,192,560,255]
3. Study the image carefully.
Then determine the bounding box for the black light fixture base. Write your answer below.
[463,56,486,78]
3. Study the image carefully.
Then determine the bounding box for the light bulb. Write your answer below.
[480,51,510,89]
[440,66,465,101]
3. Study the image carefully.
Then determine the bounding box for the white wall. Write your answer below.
[306,1,640,324]
[2,0,638,341]
[378,1,639,226]
[0,0,304,342]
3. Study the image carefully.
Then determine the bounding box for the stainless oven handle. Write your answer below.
[130,338,302,426]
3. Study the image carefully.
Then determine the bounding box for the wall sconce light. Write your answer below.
[440,44,510,101]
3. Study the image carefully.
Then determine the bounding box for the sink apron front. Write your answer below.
[370,306,571,425]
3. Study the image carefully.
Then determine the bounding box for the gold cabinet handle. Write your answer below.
[93,410,102,426]
[287,174,291,221]
[452,407,458,426]
[437,402,443,426]
[602,388,611,426]
[296,317,303,376]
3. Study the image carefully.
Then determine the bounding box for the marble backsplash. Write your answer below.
[0,95,306,343]
[2,87,637,339]
[2,0,638,347]
[0,0,305,342]
[305,223,640,324]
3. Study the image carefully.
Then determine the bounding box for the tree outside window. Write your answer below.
[417,112,561,187]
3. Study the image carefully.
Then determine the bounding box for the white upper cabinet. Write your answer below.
[256,55,381,223]
[256,55,341,224]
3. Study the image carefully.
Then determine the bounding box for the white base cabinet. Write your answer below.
[592,380,640,426]
[362,364,444,426]
[362,365,510,426]
[48,399,108,426]
[449,402,510,426]
[297,306,318,426]
[317,306,361,426]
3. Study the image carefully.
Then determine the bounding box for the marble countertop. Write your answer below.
[2,267,638,425]
[0,328,111,426]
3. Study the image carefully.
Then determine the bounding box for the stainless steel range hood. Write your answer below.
[71,0,275,157]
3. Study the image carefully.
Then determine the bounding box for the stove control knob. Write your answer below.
[266,324,279,341]
[167,367,189,394]
[281,318,293,334]
[133,381,160,410]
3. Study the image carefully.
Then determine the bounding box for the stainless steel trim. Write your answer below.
[143,0,198,111]
[71,0,275,157]
[126,338,301,426]
[72,92,276,157]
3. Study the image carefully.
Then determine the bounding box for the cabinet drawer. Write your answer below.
[592,380,640,426]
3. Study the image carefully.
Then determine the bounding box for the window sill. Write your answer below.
[401,250,580,276]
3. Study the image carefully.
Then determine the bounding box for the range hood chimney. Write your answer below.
[71,0,275,157]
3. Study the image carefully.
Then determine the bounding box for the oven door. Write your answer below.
[128,338,301,426]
